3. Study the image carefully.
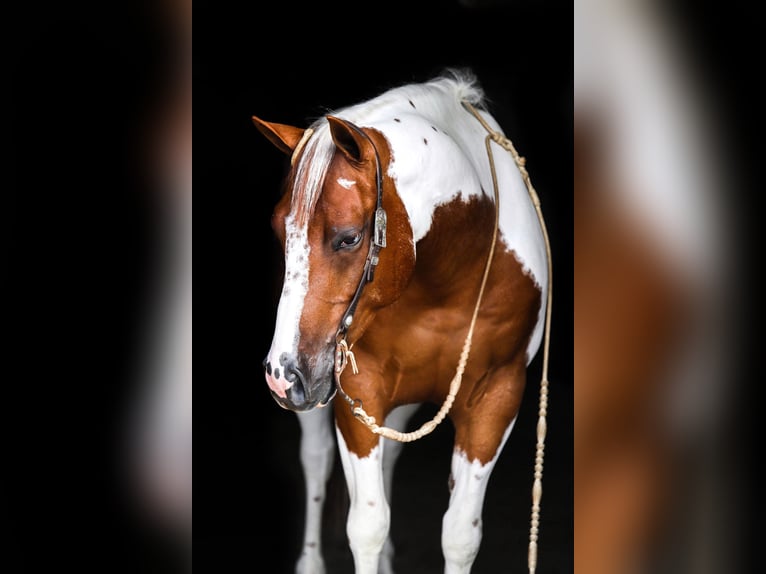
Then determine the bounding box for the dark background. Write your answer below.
[6,2,187,572]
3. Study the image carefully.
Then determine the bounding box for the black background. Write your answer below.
[7,0,765,572]
[7,2,187,572]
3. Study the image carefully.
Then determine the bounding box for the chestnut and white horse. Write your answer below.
[253,70,549,574]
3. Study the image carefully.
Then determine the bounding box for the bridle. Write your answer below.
[325,122,388,398]
[334,122,387,344]
[290,118,387,389]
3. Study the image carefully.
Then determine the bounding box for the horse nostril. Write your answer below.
[283,362,307,403]
[263,358,272,376]
[283,363,305,385]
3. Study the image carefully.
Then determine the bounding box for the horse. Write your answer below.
[253,69,551,574]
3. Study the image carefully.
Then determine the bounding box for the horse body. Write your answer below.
[254,71,548,573]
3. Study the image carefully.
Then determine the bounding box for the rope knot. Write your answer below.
[335,338,359,376]
[490,131,515,153]
[353,407,378,428]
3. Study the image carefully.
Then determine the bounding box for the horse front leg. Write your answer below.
[442,413,519,574]
[335,415,390,574]
[295,407,335,574]
[379,403,420,574]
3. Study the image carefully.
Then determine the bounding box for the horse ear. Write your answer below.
[327,116,367,164]
[251,116,306,155]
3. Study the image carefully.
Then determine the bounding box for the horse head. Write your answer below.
[253,114,415,411]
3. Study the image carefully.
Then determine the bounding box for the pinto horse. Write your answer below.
[253,71,550,574]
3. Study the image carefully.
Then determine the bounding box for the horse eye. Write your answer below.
[334,231,362,251]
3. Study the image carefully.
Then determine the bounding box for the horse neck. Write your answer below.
[388,111,546,300]
[408,191,497,300]
[381,115,497,295]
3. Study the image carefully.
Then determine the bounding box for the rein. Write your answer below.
[330,104,554,574]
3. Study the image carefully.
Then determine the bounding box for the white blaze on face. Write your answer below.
[265,213,310,398]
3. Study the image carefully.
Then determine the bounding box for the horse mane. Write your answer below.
[290,68,487,226]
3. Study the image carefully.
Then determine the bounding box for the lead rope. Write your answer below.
[463,102,554,574]
[334,102,554,574]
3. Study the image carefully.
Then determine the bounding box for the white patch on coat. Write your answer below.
[378,107,548,363]
[337,177,357,189]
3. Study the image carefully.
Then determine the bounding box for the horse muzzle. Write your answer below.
[263,354,335,411]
